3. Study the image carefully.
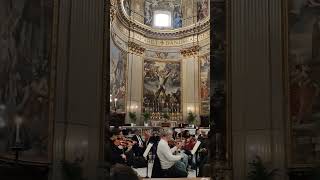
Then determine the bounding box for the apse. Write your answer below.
[110,0,210,126]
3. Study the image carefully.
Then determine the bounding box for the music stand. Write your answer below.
[191,141,201,177]
[143,143,153,178]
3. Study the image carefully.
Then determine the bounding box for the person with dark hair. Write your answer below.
[131,129,145,157]
[110,164,141,180]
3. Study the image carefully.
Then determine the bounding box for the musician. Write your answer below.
[157,128,188,177]
[195,129,201,140]
[132,129,145,157]
[111,136,135,166]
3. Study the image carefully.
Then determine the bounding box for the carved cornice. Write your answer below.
[180,45,200,57]
[128,41,145,55]
[115,0,210,40]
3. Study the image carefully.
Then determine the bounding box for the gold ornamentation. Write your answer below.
[110,0,117,22]
[128,41,145,54]
[180,45,200,57]
[155,52,169,59]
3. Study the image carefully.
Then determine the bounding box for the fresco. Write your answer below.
[200,55,210,115]
[197,0,209,21]
[144,1,153,26]
[173,4,182,28]
[0,0,55,163]
[110,37,127,113]
[143,60,181,114]
[123,0,131,16]
[286,0,320,165]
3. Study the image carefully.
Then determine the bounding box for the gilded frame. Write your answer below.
[283,0,320,168]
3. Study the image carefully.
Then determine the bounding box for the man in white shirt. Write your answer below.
[157,128,188,177]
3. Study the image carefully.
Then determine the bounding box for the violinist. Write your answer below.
[111,135,135,166]
[132,129,145,157]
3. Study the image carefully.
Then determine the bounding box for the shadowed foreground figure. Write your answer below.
[110,164,141,180]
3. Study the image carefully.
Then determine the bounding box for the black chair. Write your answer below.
[151,156,166,178]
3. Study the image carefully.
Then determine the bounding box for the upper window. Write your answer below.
[153,11,172,28]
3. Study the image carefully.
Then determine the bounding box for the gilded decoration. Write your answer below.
[155,52,169,59]
[128,41,146,55]
[180,45,200,57]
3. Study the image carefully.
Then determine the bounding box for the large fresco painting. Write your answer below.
[200,54,210,115]
[143,60,181,115]
[286,0,320,166]
[0,0,56,163]
[110,37,127,112]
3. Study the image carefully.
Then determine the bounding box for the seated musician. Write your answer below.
[195,129,201,140]
[111,135,135,166]
[157,128,188,177]
[131,129,145,157]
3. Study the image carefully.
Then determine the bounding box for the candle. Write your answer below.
[15,116,23,144]
[114,98,118,108]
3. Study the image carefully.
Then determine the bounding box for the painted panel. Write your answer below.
[200,54,210,115]
[0,0,57,163]
[285,0,320,166]
[197,0,209,21]
[110,37,127,113]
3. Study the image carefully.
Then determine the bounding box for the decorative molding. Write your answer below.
[180,45,200,57]
[128,41,145,55]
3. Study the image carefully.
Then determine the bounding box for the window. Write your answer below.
[153,11,172,28]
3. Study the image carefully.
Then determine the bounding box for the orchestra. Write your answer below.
[109,126,209,178]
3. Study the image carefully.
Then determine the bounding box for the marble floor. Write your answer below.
[133,162,197,178]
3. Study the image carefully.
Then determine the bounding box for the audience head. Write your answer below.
[110,164,140,180]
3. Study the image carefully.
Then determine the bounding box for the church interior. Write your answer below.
[0,0,320,180]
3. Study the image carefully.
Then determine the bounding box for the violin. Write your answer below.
[168,138,185,148]
[113,135,137,148]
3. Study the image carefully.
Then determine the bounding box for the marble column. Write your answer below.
[181,50,200,123]
[52,0,105,180]
[126,42,145,125]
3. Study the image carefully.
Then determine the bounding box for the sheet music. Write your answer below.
[143,143,153,158]
[191,141,201,155]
